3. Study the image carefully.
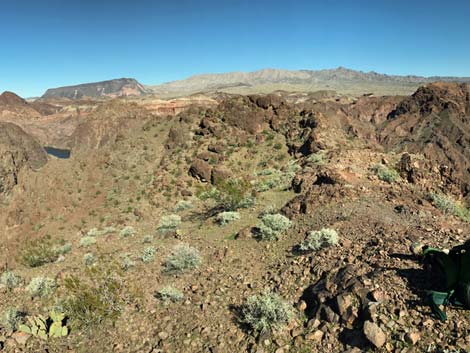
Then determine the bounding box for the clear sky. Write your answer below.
[1,0,470,97]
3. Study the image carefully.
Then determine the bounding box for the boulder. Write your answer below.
[189,158,212,182]
[363,321,386,348]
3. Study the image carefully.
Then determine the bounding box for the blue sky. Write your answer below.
[1,0,469,97]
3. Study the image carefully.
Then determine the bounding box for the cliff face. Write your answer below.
[0,122,48,195]
[42,78,150,99]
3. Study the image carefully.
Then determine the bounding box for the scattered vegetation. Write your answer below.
[306,151,328,165]
[174,200,192,212]
[239,292,294,333]
[256,213,292,241]
[83,253,96,266]
[119,226,136,238]
[155,286,184,304]
[1,270,22,290]
[26,277,57,297]
[63,264,130,329]
[429,193,470,222]
[372,164,400,183]
[19,235,60,268]
[120,254,135,271]
[216,211,241,225]
[140,246,156,263]
[299,228,339,251]
[163,244,202,274]
[79,236,97,247]
[54,242,72,255]
[157,214,181,233]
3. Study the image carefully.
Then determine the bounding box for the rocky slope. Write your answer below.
[0,83,469,353]
[42,78,150,99]
[0,122,47,197]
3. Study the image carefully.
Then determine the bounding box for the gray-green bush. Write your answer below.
[216,211,241,225]
[0,271,22,290]
[155,286,184,304]
[256,213,292,241]
[157,215,181,233]
[299,228,338,251]
[26,277,57,297]
[0,307,24,331]
[240,292,293,333]
[372,164,399,183]
[140,246,156,263]
[163,244,202,274]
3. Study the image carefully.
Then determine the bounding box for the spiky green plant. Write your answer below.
[19,310,68,339]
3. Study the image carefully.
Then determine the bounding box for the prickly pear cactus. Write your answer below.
[18,310,68,339]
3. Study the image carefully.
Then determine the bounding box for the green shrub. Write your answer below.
[256,214,292,241]
[240,292,293,333]
[306,151,328,165]
[1,271,22,290]
[140,246,156,263]
[79,236,97,247]
[83,253,96,266]
[119,226,136,238]
[142,234,153,244]
[213,179,255,211]
[120,254,135,271]
[1,307,24,331]
[299,228,339,251]
[429,193,470,222]
[372,164,399,183]
[155,286,184,304]
[157,215,181,233]
[63,264,129,329]
[174,200,192,212]
[163,244,202,274]
[54,242,72,255]
[19,236,59,268]
[27,277,57,297]
[216,211,241,225]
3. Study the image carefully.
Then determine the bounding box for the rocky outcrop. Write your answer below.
[0,122,47,195]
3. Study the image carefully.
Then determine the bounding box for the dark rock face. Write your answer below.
[189,158,212,182]
[42,78,150,99]
[0,122,48,195]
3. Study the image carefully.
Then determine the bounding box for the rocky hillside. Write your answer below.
[41,78,150,99]
[0,122,47,197]
[0,83,469,353]
[149,67,470,97]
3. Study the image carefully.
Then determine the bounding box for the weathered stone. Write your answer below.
[189,158,212,182]
[363,321,386,348]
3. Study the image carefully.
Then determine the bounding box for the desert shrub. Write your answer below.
[120,254,135,271]
[216,211,241,225]
[372,164,399,183]
[256,214,292,241]
[83,253,96,266]
[1,271,22,290]
[27,277,57,297]
[299,228,339,251]
[19,235,59,268]
[155,286,184,304]
[429,193,470,222]
[119,226,136,238]
[163,244,202,274]
[142,234,153,244]
[86,228,101,237]
[140,246,156,263]
[54,242,72,255]
[1,307,24,331]
[213,179,255,212]
[79,236,97,247]
[306,151,328,165]
[157,215,181,233]
[63,264,130,329]
[174,200,192,212]
[240,292,293,333]
[196,187,220,201]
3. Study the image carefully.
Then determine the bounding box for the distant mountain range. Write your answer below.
[40,68,470,99]
[42,78,150,99]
